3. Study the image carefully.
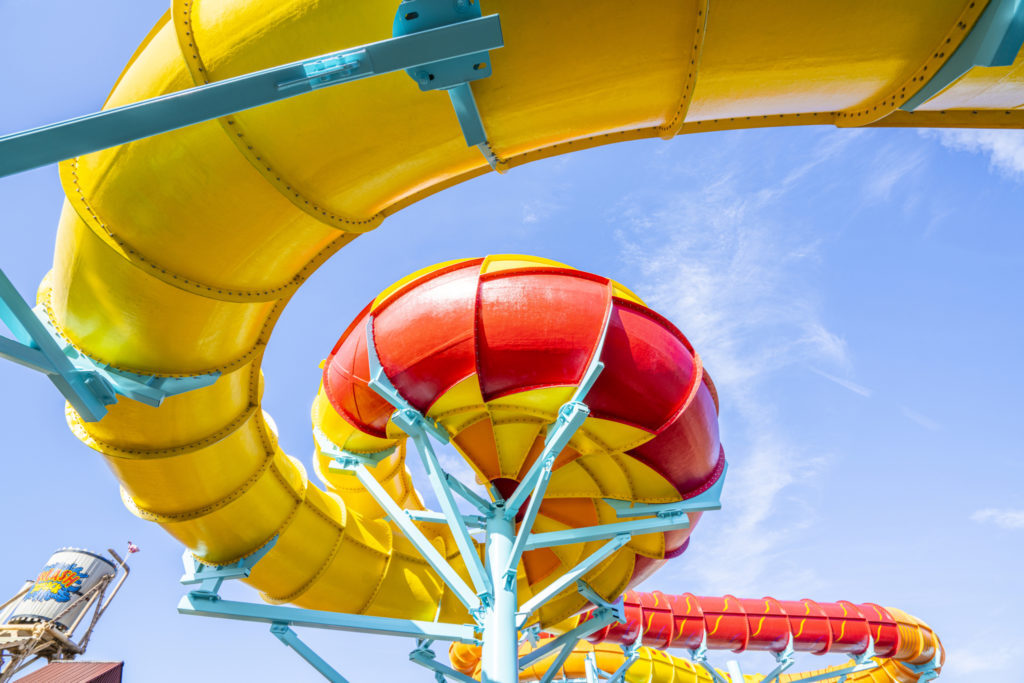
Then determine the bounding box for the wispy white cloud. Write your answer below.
[755,130,866,205]
[801,324,851,370]
[863,145,926,202]
[972,508,1024,530]
[900,405,941,432]
[615,135,851,593]
[521,198,561,225]
[809,366,872,398]
[923,129,1024,181]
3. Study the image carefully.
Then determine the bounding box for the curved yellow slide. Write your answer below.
[42,0,1022,678]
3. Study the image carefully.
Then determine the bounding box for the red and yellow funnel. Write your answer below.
[314,255,724,623]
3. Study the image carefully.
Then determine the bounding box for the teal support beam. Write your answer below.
[0,268,111,421]
[0,16,503,179]
[760,635,796,683]
[408,432,494,598]
[584,651,601,683]
[904,651,942,682]
[405,508,487,529]
[271,623,350,683]
[0,335,52,374]
[442,469,495,516]
[363,318,451,444]
[537,636,578,683]
[523,515,691,550]
[500,311,610,589]
[518,604,620,670]
[393,0,502,169]
[790,663,880,683]
[604,640,640,683]
[524,466,726,551]
[516,534,630,626]
[689,633,729,683]
[602,464,727,517]
[502,398,590,590]
[0,268,220,421]
[447,82,501,169]
[178,594,479,643]
[180,537,278,598]
[339,460,481,614]
[502,399,590,517]
[481,511,519,683]
[362,318,492,602]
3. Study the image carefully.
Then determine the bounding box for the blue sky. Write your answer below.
[1,2,1022,681]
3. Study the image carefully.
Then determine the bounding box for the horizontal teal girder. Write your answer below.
[0,15,503,179]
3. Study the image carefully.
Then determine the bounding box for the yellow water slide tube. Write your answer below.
[42,0,1023,679]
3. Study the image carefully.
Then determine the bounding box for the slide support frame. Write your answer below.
[176,313,725,682]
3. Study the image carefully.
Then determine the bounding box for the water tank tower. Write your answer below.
[0,548,131,682]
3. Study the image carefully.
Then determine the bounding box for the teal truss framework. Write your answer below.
[178,313,728,683]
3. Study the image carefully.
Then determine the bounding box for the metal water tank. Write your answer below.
[6,549,117,631]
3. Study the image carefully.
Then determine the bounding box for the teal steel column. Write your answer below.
[482,508,518,683]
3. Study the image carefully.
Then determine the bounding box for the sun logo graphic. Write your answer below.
[24,563,90,603]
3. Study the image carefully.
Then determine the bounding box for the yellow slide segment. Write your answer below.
[47,0,1022,637]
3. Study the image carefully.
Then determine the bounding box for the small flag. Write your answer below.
[127,541,140,554]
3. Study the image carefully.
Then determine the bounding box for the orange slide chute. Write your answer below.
[450,591,943,681]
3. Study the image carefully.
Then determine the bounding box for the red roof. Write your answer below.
[17,661,123,683]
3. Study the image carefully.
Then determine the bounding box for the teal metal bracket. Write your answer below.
[517,584,622,669]
[608,640,641,683]
[834,637,879,683]
[584,638,640,683]
[0,269,219,421]
[518,587,622,683]
[515,535,630,629]
[315,426,397,469]
[688,633,729,683]
[903,0,1024,111]
[409,640,479,683]
[764,637,880,683]
[0,14,503,179]
[904,650,942,683]
[602,464,726,518]
[760,635,796,683]
[683,633,909,683]
[393,0,504,170]
[180,537,278,599]
[687,629,880,683]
